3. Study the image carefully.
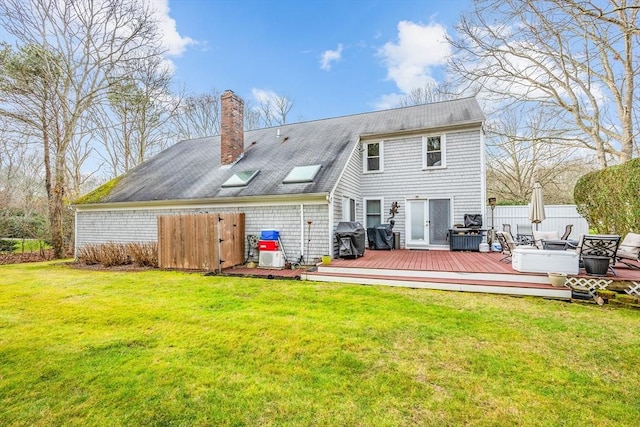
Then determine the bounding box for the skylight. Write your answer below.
[221,170,260,187]
[283,164,322,184]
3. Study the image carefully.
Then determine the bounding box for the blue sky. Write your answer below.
[161,0,472,122]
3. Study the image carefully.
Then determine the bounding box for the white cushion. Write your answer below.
[532,230,560,249]
[618,233,640,260]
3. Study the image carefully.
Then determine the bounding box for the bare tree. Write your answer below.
[170,89,221,141]
[449,0,640,168]
[486,108,594,204]
[253,92,294,128]
[65,128,95,199]
[271,94,293,125]
[0,0,165,258]
[397,82,453,106]
[93,57,176,176]
[243,99,261,131]
[171,90,295,135]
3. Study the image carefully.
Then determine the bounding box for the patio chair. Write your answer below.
[502,224,512,234]
[532,230,560,250]
[560,224,573,240]
[616,232,640,270]
[516,224,534,245]
[495,230,525,263]
[571,234,621,276]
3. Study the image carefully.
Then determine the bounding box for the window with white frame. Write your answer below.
[365,199,382,228]
[364,142,382,172]
[423,135,444,168]
[342,196,356,222]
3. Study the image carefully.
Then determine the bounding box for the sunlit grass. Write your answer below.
[1,261,639,426]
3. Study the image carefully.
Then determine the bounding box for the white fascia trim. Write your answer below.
[358,122,483,142]
[73,193,329,212]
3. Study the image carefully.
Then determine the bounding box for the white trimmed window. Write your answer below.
[364,198,383,228]
[342,196,356,222]
[364,142,383,172]
[423,135,445,168]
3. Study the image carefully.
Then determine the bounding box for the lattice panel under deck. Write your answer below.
[566,277,640,297]
[625,282,640,297]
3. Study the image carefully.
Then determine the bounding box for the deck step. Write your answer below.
[304,270,571,299]
[316,264,550,285]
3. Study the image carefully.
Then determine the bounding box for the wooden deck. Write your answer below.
[222,249,640,300]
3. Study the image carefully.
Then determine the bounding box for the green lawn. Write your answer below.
[1,262,639,426]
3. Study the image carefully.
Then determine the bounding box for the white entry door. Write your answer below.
[406,199,450,248]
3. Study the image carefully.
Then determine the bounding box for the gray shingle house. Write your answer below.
[74,90,485,264]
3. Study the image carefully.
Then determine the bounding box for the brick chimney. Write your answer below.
[220,90,244,166]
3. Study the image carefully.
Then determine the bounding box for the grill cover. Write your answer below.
[367,224,393,250]
[335,221,366,258]
[464,214,483,228]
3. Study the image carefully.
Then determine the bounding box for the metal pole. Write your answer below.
[306,220,312,265]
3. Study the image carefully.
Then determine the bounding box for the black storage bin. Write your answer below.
[449,229,483,251]
[335,221,366,258]
[367,224,393,250]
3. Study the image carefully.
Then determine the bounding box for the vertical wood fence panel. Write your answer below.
[219,212,245,269]
[158,213,245,270]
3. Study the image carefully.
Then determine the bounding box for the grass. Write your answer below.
[1,262,640,426]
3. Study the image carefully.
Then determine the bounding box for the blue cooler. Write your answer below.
[260,229,280,241]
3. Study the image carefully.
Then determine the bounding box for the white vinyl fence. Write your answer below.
[484,205,589,240]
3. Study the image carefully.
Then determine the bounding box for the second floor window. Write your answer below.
[424,136,443,168]
[365,142,382,172]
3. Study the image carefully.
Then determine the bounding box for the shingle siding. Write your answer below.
[76,202,330,264]
[356,128,483,248]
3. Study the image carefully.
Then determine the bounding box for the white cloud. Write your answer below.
[320,44,344,71]
[372,93,406,110]
[252,88,279,104]
[148,0,196,56]
[378,20,450,93]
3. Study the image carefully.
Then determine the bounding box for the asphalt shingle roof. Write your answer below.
[98,97,484,204]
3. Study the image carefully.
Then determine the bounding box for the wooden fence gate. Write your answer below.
[157,213,245,271]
